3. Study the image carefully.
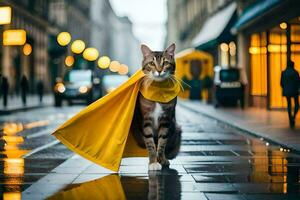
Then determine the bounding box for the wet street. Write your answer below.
[1,104,300,199]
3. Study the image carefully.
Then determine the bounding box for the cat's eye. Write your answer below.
[149,61,155,66]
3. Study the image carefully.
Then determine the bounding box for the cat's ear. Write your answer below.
[141,44,152,57]
[164,43,176,57]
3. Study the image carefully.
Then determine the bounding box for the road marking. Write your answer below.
[23,140,59,158]
[25,128,53,139]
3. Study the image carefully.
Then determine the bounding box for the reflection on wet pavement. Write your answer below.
[40,106,300,199]
[0,107,79,199]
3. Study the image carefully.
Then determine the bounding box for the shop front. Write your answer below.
[233,0,300,110]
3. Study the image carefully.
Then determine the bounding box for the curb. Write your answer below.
[178,101,300,155]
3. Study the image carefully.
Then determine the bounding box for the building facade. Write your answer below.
[0,0,50,94]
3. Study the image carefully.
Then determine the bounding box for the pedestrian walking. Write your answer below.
[36,80,44,103]
[280,60,300,128]
[1,76,9,107]
[20,75,29,106]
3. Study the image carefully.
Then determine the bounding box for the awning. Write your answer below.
[231,0,283,33]
[192,2,236,50]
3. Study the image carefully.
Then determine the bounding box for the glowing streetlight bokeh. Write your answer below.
[57,32,71,46]
[118,64,129,75]
[83,47,99,61]
[65,56,75,67]
[109,61,121,72]
[0,6,12,25]
[71,40,85,54]
[3,29,26,46]
[23,43,32,56]
[97,56,111,69]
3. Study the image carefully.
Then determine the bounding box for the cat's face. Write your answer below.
[141,44,176,82]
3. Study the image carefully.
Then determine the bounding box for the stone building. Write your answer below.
[0,0,50,94]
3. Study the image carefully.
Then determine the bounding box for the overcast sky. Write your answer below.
[110,0,167,50]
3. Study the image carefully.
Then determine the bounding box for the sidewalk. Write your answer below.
[179,100,300,153]
[0,94,53,115]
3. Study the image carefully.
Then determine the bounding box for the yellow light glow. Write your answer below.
[3,192,21,200]
[4,158,24,175]
[109,61,121,72]
[23,43,32,56]
[280,22,287,30]
[79,86,88,93]
[118,64,129,75]
[57,32,71,46]
[71,40,85,54]
[249,47,267,54]
[220,43,229,52]
[65,56,74,67]
[98,56,111,69]
[3,123,23,135]
[229,41,236,56]
[83,47,99,61]
[56,83,65,93]
[268,44,287,53]
[3,29,26,46]
[0,6,12,25]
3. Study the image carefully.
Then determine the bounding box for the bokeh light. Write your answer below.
[65,56,74,67]
[23,43,32,56]
[118,64,129,75]
[57,32,71,46]
[97,56,111,69]
[71,40,85,54]
[83,47,99,61]
[109,61,121,72]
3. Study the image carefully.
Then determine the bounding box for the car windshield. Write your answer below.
[64,70,92,85]
[103,75,128,88]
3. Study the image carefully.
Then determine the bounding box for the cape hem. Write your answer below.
[53,132,120,172]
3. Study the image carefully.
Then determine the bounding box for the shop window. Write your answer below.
[249,32,267,96]
[268,25,287,109]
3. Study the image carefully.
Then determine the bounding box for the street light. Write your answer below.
[23,43,32,56]
[65,56,74,67]
[0,6,12,25]
[97,56,111,69]
[57,32,71,46]
[83,47,99,61]
[3,29,26,46]
[109,61,120,72]
[71,40,85,54]
[118,64,129,75]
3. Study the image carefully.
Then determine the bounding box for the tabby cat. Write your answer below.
[131,43,182,171]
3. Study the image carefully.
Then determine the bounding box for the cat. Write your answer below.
[131,43,182,171]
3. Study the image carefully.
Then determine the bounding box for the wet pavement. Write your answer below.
[0,104,300,199]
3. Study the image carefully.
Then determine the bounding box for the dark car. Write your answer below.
[54,70,94,106]
[214,66,244,108]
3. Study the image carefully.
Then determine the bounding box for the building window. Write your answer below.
[249,32,267,97]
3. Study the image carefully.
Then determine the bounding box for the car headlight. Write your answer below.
[79,86,88,94]
[56,83,65,93]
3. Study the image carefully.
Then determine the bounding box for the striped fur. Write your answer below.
[130,44,181,170]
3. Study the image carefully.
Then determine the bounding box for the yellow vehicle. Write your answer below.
[175,49,214,101]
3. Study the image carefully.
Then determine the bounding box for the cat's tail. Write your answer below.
[165,124,182,159]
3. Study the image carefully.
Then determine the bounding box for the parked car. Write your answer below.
[54,70,94,106]
[214,66,244,108]
[101,74,129,95]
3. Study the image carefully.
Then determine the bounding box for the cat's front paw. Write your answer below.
[148,162,162,171]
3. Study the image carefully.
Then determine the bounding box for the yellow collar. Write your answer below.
[139,78,183,103]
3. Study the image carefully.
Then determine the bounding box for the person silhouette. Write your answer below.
[36,80,44,103]
[20,75,29,106]
[280,60,300,128]
[1,76,9,107]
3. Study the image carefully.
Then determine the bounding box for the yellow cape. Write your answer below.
[52,69,182,172]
